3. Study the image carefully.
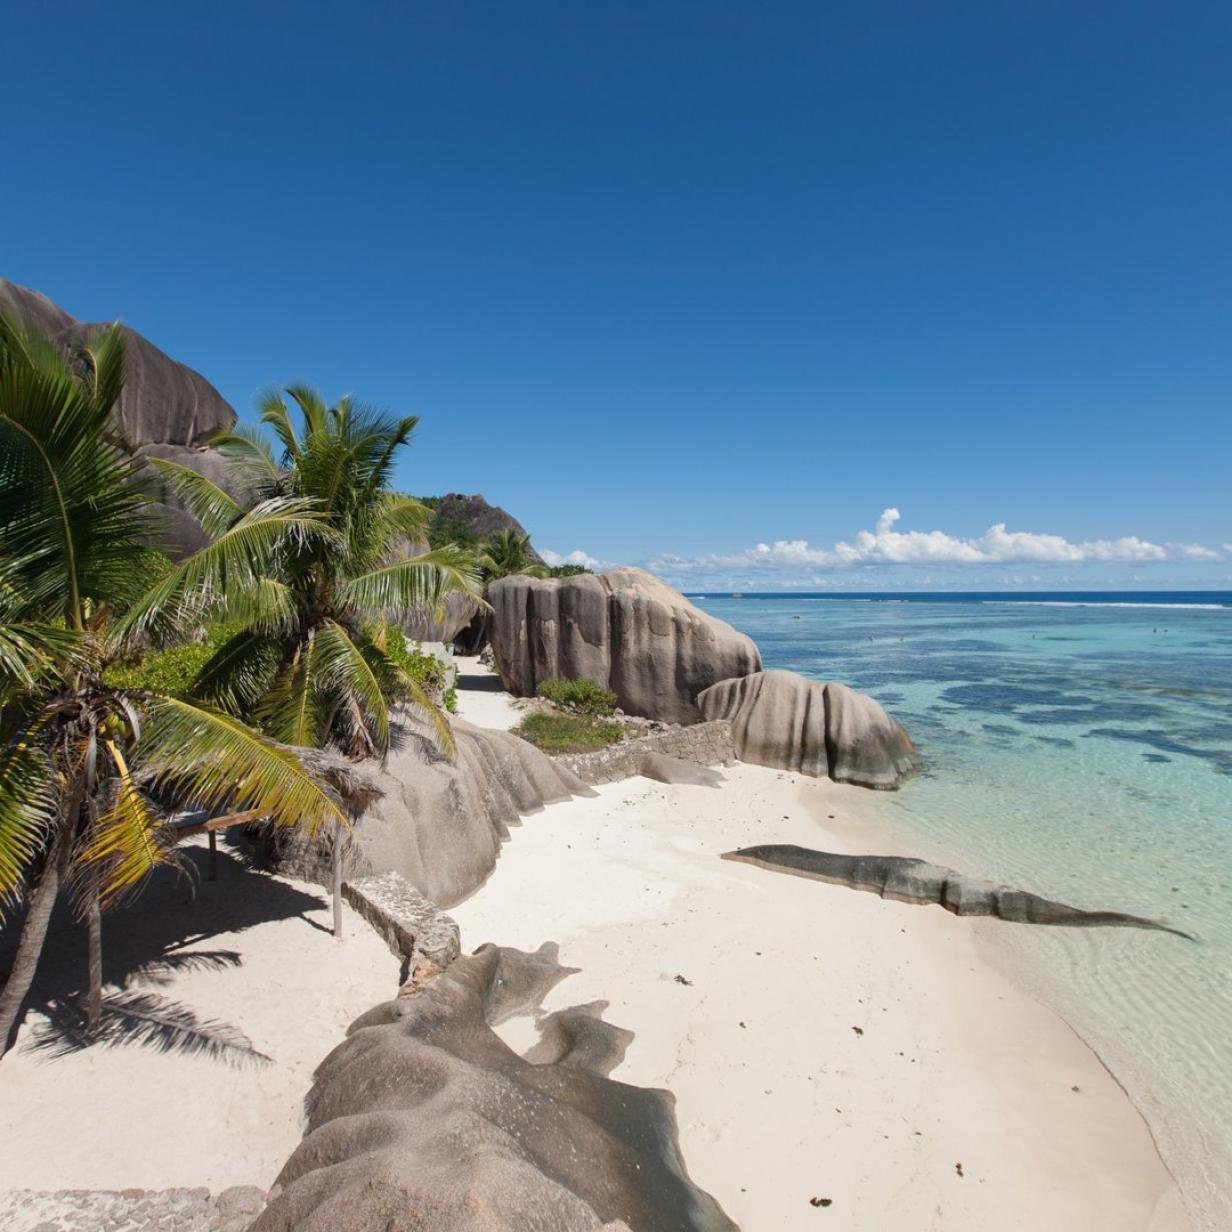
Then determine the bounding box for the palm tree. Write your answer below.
[143,385,483,759]
[453,528,548,655]
[477,529,549,584]
[0,318,349,1056]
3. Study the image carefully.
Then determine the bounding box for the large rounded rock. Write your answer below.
[251,944,734,1232]
[697,669,920,789]
[0,278,236,447]
[1,279,242,557]
[489,568,761,724]
[276,710,592,907]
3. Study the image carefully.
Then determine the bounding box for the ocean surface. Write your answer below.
[691,591,1232,1229]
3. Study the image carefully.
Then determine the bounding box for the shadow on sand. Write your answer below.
[0,839,328,1067]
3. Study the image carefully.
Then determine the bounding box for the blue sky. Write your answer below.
[4,1,1229,589]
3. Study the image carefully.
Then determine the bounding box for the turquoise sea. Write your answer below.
[693,592,1232,1230]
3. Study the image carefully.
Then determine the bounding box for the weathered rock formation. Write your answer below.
[424,492,542,556]
[0,280,234,448]
[723,845,1194,938]
[399,590,481,645]
[0,279,241,554]
[555,721,735,787]
[698,670,920,789]
[276,709,592,907]
[490,569,762,725]
[250,943,735,1232]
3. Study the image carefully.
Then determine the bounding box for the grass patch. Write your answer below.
[535,676,617,716]
[513,710,626,755]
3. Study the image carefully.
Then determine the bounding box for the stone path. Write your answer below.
[0,1185,266,1232]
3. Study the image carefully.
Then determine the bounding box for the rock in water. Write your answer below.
[489,568,762,724]
[250,944,735,1232]
[697,670,920,789]
[274,710,593,908]
[722,845,1194,938]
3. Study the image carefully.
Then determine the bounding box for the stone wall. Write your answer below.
[555,720,734,786]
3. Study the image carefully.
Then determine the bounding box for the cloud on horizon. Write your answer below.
[540,547,602,569]
[645,508,1225,584]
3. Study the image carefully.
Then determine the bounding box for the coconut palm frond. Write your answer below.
[146,456,245,538]
[313,620,391,753]
[140,696,345,835]
[342,547,484,619]
[79,743,176,906]
[116,498,336,642]
[0,735,57,914]
[0,618,82,692]
[257,640,320,749]
[211,425,282,486]
[190,628,284,713]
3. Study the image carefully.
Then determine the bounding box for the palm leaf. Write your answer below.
[258,639,320,747]
[342,547,484,619]
[0,733,58,914]
[211,426,282,486]
[80,742,176,905]
[313,620,391,753]
[190,628,284,712]
[139,695,345,835]
[146,456,245,538]
[116,497,337,643]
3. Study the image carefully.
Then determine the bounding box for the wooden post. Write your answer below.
[207,831,217,881]
[332,820,344,940]
[86,893,102,1038]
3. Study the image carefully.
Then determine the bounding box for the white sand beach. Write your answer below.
[449,670,1189,1231]
[0,844,398,1193]
[0,665,1190,1230]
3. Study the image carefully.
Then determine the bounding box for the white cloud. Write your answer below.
[540,547,601,569]
[647,509,1223,576]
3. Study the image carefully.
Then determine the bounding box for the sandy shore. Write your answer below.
[0,841,398,1192]
[0,662,1190,1230]
[450,669,1190,1231]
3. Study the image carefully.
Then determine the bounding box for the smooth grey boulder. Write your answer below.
[0,279,235,448]
[275,709,593,908]
[697,670,920,789]
[639,752,726,788]
[250,944,734,1232]
[0,279,244,557]
[723,845,1194,938]
[399,590,480,644]
[490,568,761,724]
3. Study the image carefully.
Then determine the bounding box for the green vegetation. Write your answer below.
[383,628,457,713]
[149,386,482,758]
[0,316,347,1054]
[104,623,237,697]
[512,710,625,755]
[535,677,618,716]
[477,529,548,582]
[547,563,592,577]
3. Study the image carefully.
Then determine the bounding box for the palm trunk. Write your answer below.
[86,893,102,1037]
[332,819,344,940]
[0,818,73,1057]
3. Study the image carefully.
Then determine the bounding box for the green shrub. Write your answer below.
[547,563,592,577]
[536,677,618,716]
[513,710,625,754]
[383,627,454,702]
[104,623,237,698]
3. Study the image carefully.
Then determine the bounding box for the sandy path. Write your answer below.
[451,763,1189,1232]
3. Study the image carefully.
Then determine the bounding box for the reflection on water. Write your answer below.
[697,593,1232,1230]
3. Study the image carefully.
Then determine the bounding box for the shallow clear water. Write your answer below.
[694,593,1232,1228]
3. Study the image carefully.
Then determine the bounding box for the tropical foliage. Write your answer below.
[147,386,483,758]
[476,528,549,583]
[511,710,625,755]
[0,317,347,1054]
